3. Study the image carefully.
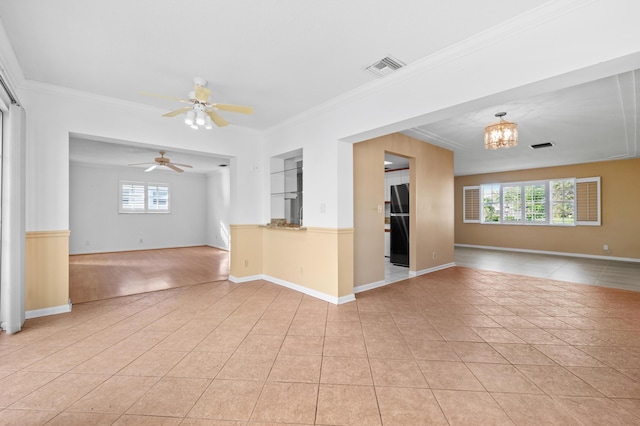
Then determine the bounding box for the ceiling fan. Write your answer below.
[141,77,253,128]
[128,151,193,173]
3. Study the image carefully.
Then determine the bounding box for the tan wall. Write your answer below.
[455,158,640,259]
[230,225,264,276]
[230,225,354,298]
[25,230,70,311]
[354,133,455,286]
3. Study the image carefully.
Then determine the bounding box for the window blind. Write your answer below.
[463,186,480,223]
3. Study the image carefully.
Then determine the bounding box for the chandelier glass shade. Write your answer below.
[484,112,518,149]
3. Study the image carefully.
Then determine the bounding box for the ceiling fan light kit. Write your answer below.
[144,77,254,130]
[484,112,518,150]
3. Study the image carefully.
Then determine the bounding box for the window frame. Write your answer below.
[462,177,600,227]
[119,180,171,214]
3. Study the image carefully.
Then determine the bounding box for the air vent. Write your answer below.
[530,142,555,150]
[365,56,405,78]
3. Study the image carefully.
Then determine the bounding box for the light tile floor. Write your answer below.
[455,246,640,292]
[1,249,640,425]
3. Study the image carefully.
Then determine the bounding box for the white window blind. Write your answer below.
[463,186,480,223]
[576,177,601,225]
[120,181,170,213]
[120,182,145,213]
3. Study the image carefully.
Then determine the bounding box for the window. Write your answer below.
[524,183,546,222]
[550,179,575,225]
[147,184,169,211]
[120,181,170,213]
[482,184,500,223]
[463,176,600,226]
[502,185,522,223]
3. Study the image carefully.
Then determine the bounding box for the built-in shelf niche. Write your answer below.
[270,149,303,226]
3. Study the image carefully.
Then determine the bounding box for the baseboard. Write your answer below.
[354,262,456,294]
[229,274,263,283]
[353,279,388,294]
[455,244,640,263]
[206,243,229,251]
[263,275,355,305]
[26,299,72,319]
[69,244,218,256]
[231,273,354,305]
[414,262,456,276]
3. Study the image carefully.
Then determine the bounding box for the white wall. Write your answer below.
[206,167,231,250]
[18,83,264,234]
[262,1,640,230]
[69,162,209,254]
[10,0,640,236]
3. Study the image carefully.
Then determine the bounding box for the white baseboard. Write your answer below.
[26,299,72,319]
[230,274,354,305]
[353,279,387,294]
[229,274,263,283]
[414,262,456,276]
[455,244,640,263]
[263,275,355,305]
[206,244,229,251]
[354,262,455,294]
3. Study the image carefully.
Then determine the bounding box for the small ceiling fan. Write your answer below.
[128,151,193,173]
[141,77,253,128]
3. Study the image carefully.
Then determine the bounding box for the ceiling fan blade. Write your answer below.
[206,110,229,127]
[145,164,159,172]
[170,162,193,168]
[212,103,253,114]
[162,106,192,117]
[166,164,184,173]
[128,162,155,166]
[139,92,191,103]
[194,85,211,102]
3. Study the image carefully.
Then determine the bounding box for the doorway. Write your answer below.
[384,152,411,283]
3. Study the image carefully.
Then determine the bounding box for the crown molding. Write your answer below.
[0,20,25,105]
[265,0,596,138]
[18,79,165,113]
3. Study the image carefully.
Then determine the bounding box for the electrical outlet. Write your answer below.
[139,238,143,244]
[603,244,609,251]
[243,259,249,268]
[432,251,436,260]
[377,205,382,214]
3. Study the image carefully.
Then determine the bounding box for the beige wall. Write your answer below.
[354,133,455,286]
[25,230,70,311]
[455,158,640,259]
[230,225,354,299]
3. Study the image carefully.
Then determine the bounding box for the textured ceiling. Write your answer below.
[0,1,638,175]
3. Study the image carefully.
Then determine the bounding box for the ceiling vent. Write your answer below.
[365,56,405,78]
[530,142,555,150]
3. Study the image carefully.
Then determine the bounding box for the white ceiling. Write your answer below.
[0,1,638,175]
[69,136,229,174]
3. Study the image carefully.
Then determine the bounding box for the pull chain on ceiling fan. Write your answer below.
[141,77,253,129]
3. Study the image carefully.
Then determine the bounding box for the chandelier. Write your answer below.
[484,112,518,149]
